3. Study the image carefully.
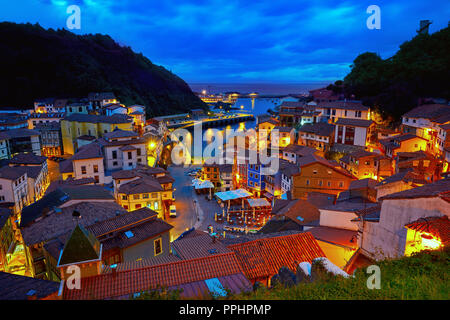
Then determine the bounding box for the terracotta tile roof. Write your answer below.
[97,137,146,147]
[283,144,317,156]
[10,152,47,165]
[280,101,305,108]
[306,192,336,208]
[76,135,96,141]
[103,129,138,140]
[298,122,335,136]
[349,178,378,190]
[63,252,245,300]
[86,207,157,237]
[380,179,450,200]
[335,118,373,128]
[118,176,163,194]
[70,142,103,160]
[99,217,173,251]
[316,100,369,111]
[0,128,39,139]
[405,216,450,246]
[102,254,182,274]
[282,199,320,226]
[403,104,450,119]
[119,145,137,151]
[63,113,131,124]
[59,159,73,173]
[228,232,325,280]
[20,165,44,179]
[0,166,27,180]
[46,177,96,194]
[307,226,358,249]
[0,272,60,300]
[258,117,279,125]
[273,126,294,133]
[156,175,175,184]
[21,201,125,246]
[172,232,231,260]
[295,154,355,179]
[271,199,320,226]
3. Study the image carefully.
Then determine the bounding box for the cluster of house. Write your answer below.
[0,87,449,300]
[0,92,185,298]
[190,87,450,289]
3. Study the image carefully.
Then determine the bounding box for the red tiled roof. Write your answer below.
[228,232,325,280]
[405,216,450,246]
[63,252,244,300]
[172,232,231,260]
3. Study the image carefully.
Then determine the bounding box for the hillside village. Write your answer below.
[0,88,449,300]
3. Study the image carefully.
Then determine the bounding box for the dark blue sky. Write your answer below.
[1,0,449,83]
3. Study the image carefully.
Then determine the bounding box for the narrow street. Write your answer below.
[167,165,202,239]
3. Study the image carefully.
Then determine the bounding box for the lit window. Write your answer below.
[154,238,162,256]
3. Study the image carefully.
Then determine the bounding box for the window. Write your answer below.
[81,166,86,174]
[113,161,118,166]
[133,194,140,200]
[135,204,141,209]
[94,175,99,183]
[306,179,310,186]
[154,201,159,210]
[128,152,132,159]
[128,162,133,167]
[151,193,157,198]
[154,238,162,256]
[143,194,149,199]
[112,150,117,159]
[339,181,344,188]
[122,195,128,200]
[124,231,134,238]
[318,180,323,186]
[137,148,141,156]
[93,165,98,173]
[123,205,128,210]
[327,181,331,187]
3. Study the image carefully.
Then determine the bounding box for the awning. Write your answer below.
[214,189,253,201]
[247,198,271,208]
[192,178,214,190]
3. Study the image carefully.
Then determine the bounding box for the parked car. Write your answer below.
[169,204,177,218]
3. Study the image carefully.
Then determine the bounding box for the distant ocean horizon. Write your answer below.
[188,82,330,95]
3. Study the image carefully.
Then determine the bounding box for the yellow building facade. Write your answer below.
[61,114,133,155]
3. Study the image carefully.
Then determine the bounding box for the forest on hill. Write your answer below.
[329,25,450,119]
[0,22,205,116]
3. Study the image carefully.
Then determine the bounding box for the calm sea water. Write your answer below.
[189,82,329,116]
[188,82,328,95]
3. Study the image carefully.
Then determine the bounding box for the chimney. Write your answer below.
[417,20,432,35]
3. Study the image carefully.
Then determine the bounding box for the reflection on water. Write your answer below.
[175,120,255,164]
